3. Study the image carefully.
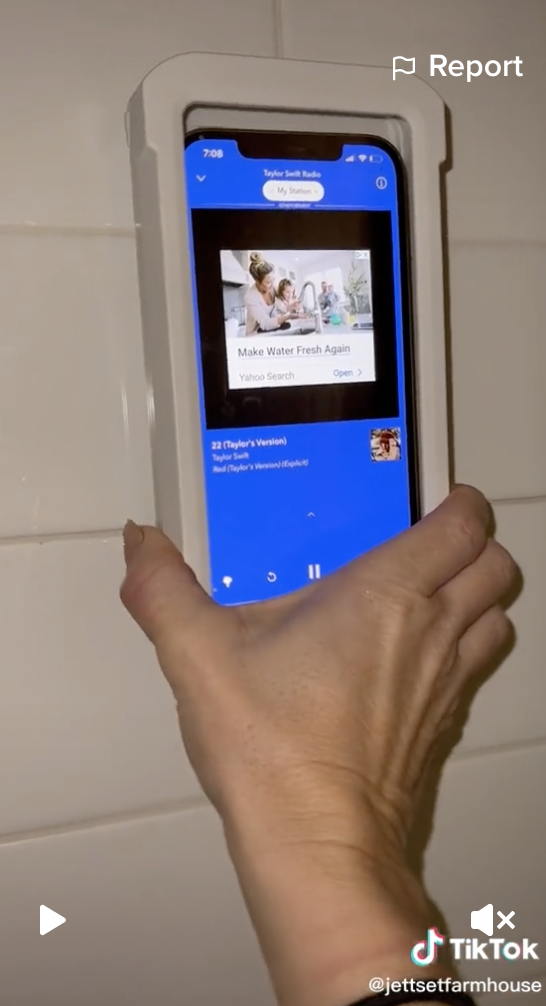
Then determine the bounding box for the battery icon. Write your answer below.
[368,154,383,163]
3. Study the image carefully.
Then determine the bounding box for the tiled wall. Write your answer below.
[0,1,544,1003]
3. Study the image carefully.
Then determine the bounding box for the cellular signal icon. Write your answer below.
[358,154,368,162]
[345,154,355,162]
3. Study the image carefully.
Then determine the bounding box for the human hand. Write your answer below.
[120,486,517,1006]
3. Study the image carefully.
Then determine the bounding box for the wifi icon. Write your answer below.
[358,154,368,162]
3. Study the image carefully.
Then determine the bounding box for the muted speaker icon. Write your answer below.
[471,903,494,937]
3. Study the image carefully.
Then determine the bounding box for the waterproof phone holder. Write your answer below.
[126,52,449,590]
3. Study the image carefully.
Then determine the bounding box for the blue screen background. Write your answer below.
[184,139,413,604]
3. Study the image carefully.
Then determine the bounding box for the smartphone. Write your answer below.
[183,129,418,605]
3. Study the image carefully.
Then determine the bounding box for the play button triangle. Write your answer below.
[40,905,66,935]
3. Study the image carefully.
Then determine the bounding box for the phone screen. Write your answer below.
[183,130,418,604]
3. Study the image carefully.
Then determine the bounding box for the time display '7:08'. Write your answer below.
[202,149,224,158]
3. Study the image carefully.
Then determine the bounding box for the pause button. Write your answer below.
[307,564,321,580]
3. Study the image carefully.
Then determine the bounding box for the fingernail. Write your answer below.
[123,520,144,566]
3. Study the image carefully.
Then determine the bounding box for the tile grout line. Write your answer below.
[1,736,545,847]
[448,237,546,248]
[451,736,546,764]
[0,223,135,237]
[0,795,210,848]
[0,528,124,548]
[0,495,544,549]
[0,222,545,247]
[491,494,546,507]
[272,0,286,58]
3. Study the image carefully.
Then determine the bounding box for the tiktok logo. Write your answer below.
[410,927,446,966]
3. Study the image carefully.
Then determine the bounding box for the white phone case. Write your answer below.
[126,52,450,591]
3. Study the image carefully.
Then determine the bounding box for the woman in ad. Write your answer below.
[244,253,292,334]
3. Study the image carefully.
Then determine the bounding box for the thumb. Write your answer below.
[119,520,214,648]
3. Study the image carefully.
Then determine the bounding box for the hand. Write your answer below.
[120,486,517,1006]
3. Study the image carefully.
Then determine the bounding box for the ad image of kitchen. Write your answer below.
[221,248,373,339]
[221,249,377,391]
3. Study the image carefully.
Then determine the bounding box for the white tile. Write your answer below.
[425,746,546,981]
[0,536,201,835]
[0,805,275,1006]
[0,233,154,536]
[0,0,275,227]
[456,500,546,753]
[281,0,546,241]
[449,242,546,500]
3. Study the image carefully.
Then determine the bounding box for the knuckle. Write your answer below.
[435,591,461,639]
[119,571,137,611]
[449,510,487,557]
[490,605,512,647]
[452,484,491,522]
[119,558,168,619]
[494,543,519,590]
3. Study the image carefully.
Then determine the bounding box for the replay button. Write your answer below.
[263,180,325,202]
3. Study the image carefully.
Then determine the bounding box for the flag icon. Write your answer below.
[393,56,416,79]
